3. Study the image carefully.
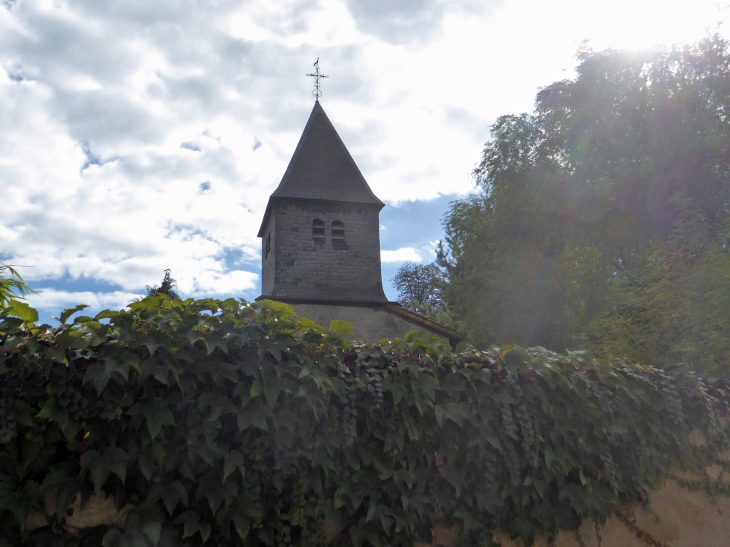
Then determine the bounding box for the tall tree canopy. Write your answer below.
[440,36,730,372]
[146,270,180,300]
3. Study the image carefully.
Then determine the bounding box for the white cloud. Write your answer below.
[381,247,425,263]
[26,289,143,315]
[0,0,728,319]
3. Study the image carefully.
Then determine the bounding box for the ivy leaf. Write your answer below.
[142,520,162,547]
[243,400,269,431]
[161,481,188,515]
[83,358,119,394]
[206,487,225,515]
[298,317,324,330]
[263,377,284,407]
[145,400,175,440]
[107,447,128,483]
[484,433,501,450]
[139,452,154,482]
[579,469,587,487]
[435,402,465,428]
[391,383,407,405]
[199,392,226,422]
[200,521,211,543]
[36,401,68,430]
[175,510,201,539]
[241,497,263,519]
[249,408,269,431]
[141,336,166,358]
[236,410,251,432]
[102,529,122,547]
[231,512,250,541]
[7,299,38,323]
[223,451,245,483]
[90,455,110,491]
[329,319,355,335]
[416,374,439,402]
[95,309,119,321]
[59,304,89,325]
[434,404,447,428]
[544,447,554,468]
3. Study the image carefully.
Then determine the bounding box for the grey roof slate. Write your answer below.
[258,102,383,236]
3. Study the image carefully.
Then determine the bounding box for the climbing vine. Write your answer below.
[0,296,728,546]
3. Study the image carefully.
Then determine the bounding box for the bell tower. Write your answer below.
[257,101,388,304]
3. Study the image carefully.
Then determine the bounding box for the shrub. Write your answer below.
[0,296,728,546]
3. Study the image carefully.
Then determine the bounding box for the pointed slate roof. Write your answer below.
[258,102,383,236]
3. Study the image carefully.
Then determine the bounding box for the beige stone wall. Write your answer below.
[416,479,730,547]
[292,303,445,342]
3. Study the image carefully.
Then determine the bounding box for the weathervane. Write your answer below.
[306,58,328,102]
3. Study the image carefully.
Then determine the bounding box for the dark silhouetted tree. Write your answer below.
[146,269,180,299]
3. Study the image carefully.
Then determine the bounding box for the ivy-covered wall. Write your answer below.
[419,476,730,546]
[1,296,729,547]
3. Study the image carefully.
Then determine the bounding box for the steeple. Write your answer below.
[257,102,384,237]
[257,102,387,304]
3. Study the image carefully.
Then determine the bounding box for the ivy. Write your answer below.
[0,296,728,546]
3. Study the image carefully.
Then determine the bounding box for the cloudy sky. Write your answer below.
[1,0,728,322]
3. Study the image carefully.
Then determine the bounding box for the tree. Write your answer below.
[392,262,444,313]
[146,269,180,299]
[392,262,463,331]
[440,36,730,358]
[582,201,730,375]
[0,262,34,307]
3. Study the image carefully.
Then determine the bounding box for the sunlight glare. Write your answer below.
[575,0,726,50]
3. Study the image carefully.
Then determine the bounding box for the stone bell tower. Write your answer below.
[256,61,461,345]
[257,101,388,305]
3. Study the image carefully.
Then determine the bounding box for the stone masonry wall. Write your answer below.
[261,213,275,295]
[293,303,445,342]
[268,200,387,302]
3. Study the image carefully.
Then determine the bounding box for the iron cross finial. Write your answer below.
[306,58,329,102]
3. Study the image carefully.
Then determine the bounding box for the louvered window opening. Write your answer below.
[332,220,345,240]
[312,219,325,240]
[265,234,271,259]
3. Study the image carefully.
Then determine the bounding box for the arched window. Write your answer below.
[332,220,347,250]
[265,234,271,260]
[332,220,345,241]
[312,219,325,240]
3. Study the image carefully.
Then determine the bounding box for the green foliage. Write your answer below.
[392,262,462,332]
[440,36,730,360]
[583,204,730,376]
[392,262,444,312]
[0,263,35,308]
[1,297,729,546]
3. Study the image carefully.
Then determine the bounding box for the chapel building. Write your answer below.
[257,101,460,346]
